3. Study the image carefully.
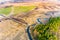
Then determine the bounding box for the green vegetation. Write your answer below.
[13,6,36,14]
[0,6,35,15]
[34,17,60,40]
[0,7,11,15]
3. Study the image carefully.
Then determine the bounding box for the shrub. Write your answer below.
[34,17,60,40]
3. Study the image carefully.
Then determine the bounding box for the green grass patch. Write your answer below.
[0,7,11,15]
[13,6,36,14]
[0,6,36,15]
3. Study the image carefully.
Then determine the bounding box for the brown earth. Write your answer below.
[0,2,60,40]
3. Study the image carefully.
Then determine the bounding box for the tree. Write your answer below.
[34,17,60,40]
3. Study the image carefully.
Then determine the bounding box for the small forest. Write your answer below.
[33,17,60,40]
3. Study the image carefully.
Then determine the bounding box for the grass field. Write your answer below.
[13,6,36,14]
[0,6,36,15]
[0,7,11,15]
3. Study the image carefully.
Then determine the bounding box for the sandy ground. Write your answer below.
[0,2,60,40]
[0,20,29,40]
